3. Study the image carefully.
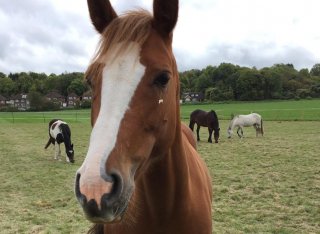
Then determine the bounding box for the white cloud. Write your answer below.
[0,0,319,74]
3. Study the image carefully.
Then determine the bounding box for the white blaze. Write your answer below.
[78,42,145,189]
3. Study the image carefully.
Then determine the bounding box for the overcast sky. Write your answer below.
[0,0,319,75]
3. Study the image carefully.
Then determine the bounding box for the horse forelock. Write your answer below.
[86,10,152,84]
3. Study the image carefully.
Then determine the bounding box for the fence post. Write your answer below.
[11,112,14,124]
[43,112,46,123]
[76,112,78,122]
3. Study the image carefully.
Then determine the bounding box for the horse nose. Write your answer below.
[75,171,123,221]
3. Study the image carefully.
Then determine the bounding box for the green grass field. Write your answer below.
[1,99,320,124]
[180,99,320,121]
[0,100,320,233]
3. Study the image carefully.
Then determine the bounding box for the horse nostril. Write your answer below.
[103,172,122,205]
[75,173,86,206]
[75,170,123,217]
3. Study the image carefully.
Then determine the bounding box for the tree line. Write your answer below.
[0,72,89,111]
[180,63,320,101]
[0,62,320,107]
[0,71,88,98]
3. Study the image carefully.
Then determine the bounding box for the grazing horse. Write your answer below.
[75,0,213,233]
[189,109,220,143]
[227,113,264,138]
[44,119,74,163]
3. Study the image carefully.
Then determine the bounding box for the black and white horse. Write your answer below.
[44,119,75,163]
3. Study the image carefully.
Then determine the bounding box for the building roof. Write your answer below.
[46,91,64,99]
[68,92,79,97]
[10,93,28,100]
[0,95,6,101]
[82,90,92,97]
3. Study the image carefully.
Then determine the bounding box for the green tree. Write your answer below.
[271,64,302,98]
[0,72,6,79]
[260,67,282,99]
[179,69,201,93]
[212,63,240,99]
[68,79,87,96]
[44,74,60,93]
[0,77,16,97]
[195,73,213,94]
[56,72,84,97]
[235,68,264,100]
[299,68,310,78]
[16,72,33,93]
[28,90,46,111]
[310,64,320,76]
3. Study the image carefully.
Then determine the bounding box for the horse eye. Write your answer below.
[153,72,170,88]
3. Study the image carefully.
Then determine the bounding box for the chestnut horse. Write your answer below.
[75,0,212,233]
[189,109,220,143]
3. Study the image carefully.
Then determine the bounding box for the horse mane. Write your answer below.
[211,110,218,119]
[209,110,219,124]
[87,224,104,234]
[228,115,237,130]
[86,10,153,83]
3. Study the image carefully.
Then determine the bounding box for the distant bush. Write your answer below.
[80,100,92,108]
[42,101,61,111]
[0,106,19,112]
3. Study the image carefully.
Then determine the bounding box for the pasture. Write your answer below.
[0,100,320,233]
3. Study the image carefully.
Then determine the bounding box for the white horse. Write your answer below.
[227,113,264,138]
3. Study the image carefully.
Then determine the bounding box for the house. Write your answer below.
[46,92,65,107]
[10,93,30,110]
[67,92,79,107]
[82,91,92,101]
[0,95,6,106]
[182,92,204,103]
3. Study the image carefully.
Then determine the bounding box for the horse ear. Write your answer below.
[152,0,178,36]
[87,0,118,34]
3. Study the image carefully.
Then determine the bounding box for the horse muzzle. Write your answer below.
[75,171,131,223]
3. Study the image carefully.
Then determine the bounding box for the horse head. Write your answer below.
[66,143,75,163]
[227,114,236,138]
[75,0,179,224]
[211,110,220,143]
[214,127,220,143]
[227,127,232,138]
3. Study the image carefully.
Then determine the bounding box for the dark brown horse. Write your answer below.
[189,109,220,143]
[75,0,212,233]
